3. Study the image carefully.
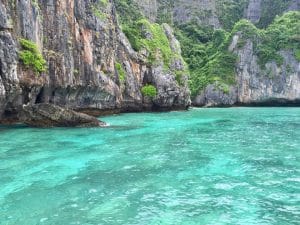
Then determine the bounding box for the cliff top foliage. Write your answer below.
[114,0,299,96]
[115,0,177,68]
[231,11,300,66]
[176,11,300,96]
[216,0,249,30]
[175,24,237,96]
[155,0,293,30]
[19,38,46,74]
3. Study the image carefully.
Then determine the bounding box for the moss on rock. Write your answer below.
[19,38,46,74]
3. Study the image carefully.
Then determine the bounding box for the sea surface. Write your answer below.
[0,108,299,225]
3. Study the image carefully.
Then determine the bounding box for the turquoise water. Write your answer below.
[0,108,299,225]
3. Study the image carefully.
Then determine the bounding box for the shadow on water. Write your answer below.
[0,124,29,131]
[0,123,143,133]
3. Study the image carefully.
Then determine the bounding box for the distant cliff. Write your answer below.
[134,0,300,28]
[132,0,300,106]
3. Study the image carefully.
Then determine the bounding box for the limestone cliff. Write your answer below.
[194,38,300,106]
[245,0,262,23]
[0,0,190,123]
[134,0,299,28]
[135,0,221,27]
[132,0,300,107]
[0,0,299,121]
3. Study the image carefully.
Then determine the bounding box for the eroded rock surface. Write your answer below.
[21,103,106,127]
[194,36,300,107]
[0,0,190,123]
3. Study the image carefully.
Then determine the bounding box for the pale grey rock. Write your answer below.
[193,36,300,106]
[245,0,262,23]
[0,2,10,29]
[162,23,181,54]
[134,0,158,22]
[142,23,190,110]
[193,84,237,107]
[236,41,300,104]
[173,0,221,27]
[288,0,300,11]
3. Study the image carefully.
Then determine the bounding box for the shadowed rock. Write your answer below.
[21,103,106,127]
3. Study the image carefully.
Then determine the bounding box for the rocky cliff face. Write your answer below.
[0,0,190,123]
[194,36,300,107]
[172,0,221,28]
[0,0,299,121]
[246,0,300,27]
[135,0,300,28]
[135,0,221,27]
[245,0,262,23]
[133,0,300,107]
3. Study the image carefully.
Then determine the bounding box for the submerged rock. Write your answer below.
[21,104,106,128]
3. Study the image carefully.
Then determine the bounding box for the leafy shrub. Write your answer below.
[258,11,300,66]
[115,0,178,68]
[175,23,237,96]
[115,0,300,97]
[19,38,46,74]
[141,85,157,97]
[216,0,249,30]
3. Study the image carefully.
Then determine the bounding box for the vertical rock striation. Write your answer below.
[193,35,300,107]
[0,0,190,123]
[245,0,262,23]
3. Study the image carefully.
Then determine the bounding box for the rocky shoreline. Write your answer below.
[1,100,300,127]
[0,0,190,125]
[0,1,299,127]
[20,103,107,127]
[0,102,191,127]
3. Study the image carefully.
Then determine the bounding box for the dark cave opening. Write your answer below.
[35,87,45,104]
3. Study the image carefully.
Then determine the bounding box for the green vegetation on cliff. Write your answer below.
[115,0,143,25]
[257,0,293,28]
[176,11,300,96]
[19,38,46,74]
[115,1,173,67]
[175,24,237,96]
[115,0,299,97]
[259,11,300,65]
[141,84,157,97]
[232,11,300,66]
[124,19,174,66]
[216,0,249,30]
[91,0,109,20]
[115,0,188,88]
[115,62,126,82]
